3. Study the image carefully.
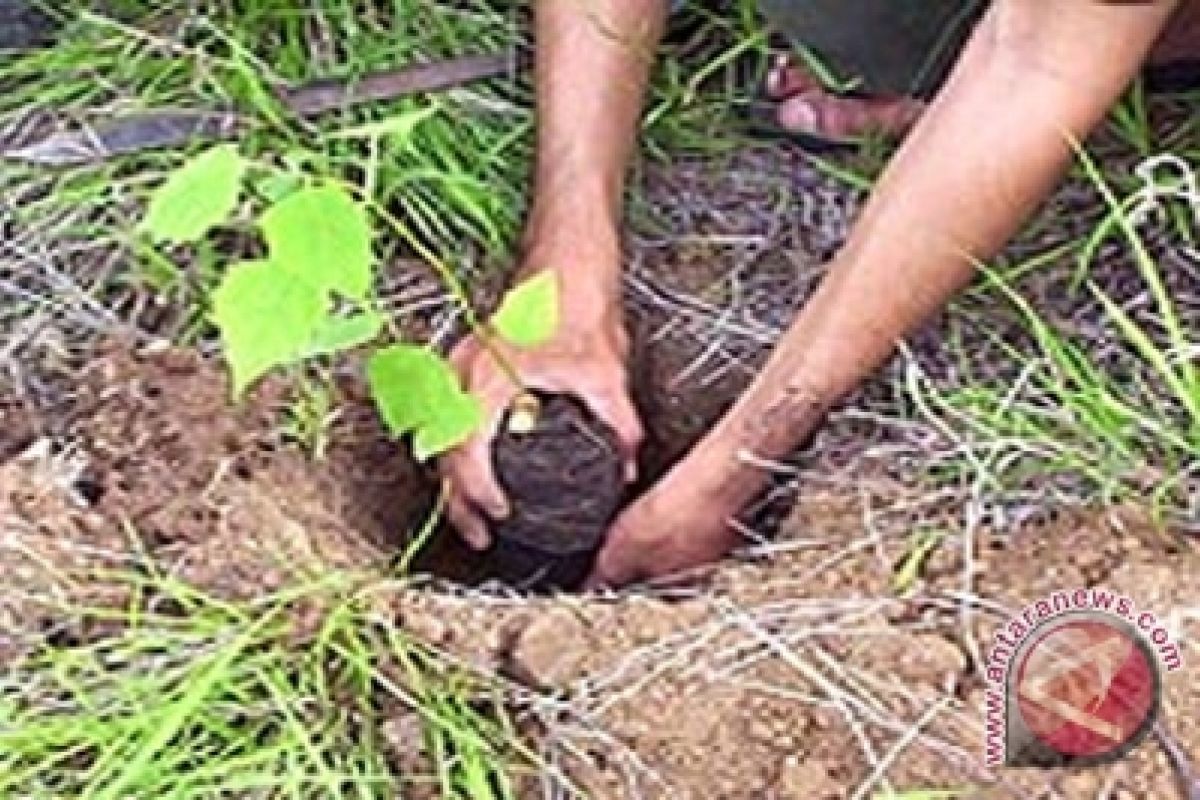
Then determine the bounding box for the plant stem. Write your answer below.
[345,180,527,392]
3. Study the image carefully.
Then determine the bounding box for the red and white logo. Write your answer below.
[981,589,1180,768]
[1013,614,1158,761]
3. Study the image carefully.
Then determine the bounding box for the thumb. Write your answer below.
[444,375,520,521]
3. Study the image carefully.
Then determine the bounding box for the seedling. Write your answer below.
[281,375,339,460]
[138,143,627,590]
[138,143,559,461]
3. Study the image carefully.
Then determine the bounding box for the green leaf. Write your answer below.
[301,310,384,359]
[367,345,483,461]
[140,145,246,244]
[211,260,325,397]
[260,185,373,301]
[411,398,482,462]
[491,271,559,348]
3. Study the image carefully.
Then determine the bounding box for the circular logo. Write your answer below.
[1013,612,1159,762]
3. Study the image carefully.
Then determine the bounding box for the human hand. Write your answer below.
[584,452,750,589]
[440,250,643,550]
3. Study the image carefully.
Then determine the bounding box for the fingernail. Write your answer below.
[624,461,638,484]
[488,496,512,520]
[766,70,781,96]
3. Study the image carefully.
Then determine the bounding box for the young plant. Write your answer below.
[138,142,558,461]
[281,375,339,460]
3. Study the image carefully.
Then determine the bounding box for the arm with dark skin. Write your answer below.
[587,0,1181,586]
[441,0,667,549]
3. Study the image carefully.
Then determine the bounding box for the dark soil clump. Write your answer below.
[488,392,625,590]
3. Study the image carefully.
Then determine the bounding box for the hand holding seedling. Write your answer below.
[439,0,660,555]
[135,0,1190,591]
[441,267,642,550]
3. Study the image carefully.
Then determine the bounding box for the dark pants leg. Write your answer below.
[0,0,55,50]
[758,0,989,98]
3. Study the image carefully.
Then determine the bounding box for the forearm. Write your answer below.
[699,0,1178,498]
[524,0,667,305]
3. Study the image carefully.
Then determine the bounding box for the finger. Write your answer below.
[449,435,511,520]
[447,335,481,369]
[581,570,609,592]
[584,525,643,590]
[575,381,645,483]
[447,370,522,519]
[446,491,492,551]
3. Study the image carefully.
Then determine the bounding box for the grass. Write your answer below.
[0,2,533,352]
[0,569,540,799]
[1,2,528,246]
[766,68,1200,525]
[2,2,1200,796]
[898,137,1200,523]
[0,1,761,360]
[0,2,755,245]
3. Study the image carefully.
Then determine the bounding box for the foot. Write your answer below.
[764,54,925,142]
[0,0,55,50]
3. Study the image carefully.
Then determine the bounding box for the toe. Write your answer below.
[765,55,822,99]
[776,92,924,140]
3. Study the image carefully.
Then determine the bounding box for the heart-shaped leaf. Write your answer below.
[261,185,373,301]
[367,345,483,460]
[211,260,325,397]
[302,310,385,359]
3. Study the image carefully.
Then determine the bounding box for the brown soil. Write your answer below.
[0,343,409,655]
[491,392,625,590]
[1,344,1196,799]
[405,502,1200,800]
[3,138,1199,798]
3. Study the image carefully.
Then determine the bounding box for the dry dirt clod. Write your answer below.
[776,755,844,800]
[1058,768,1105,798]
[504,606,591,690]
[402,607,453,647]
